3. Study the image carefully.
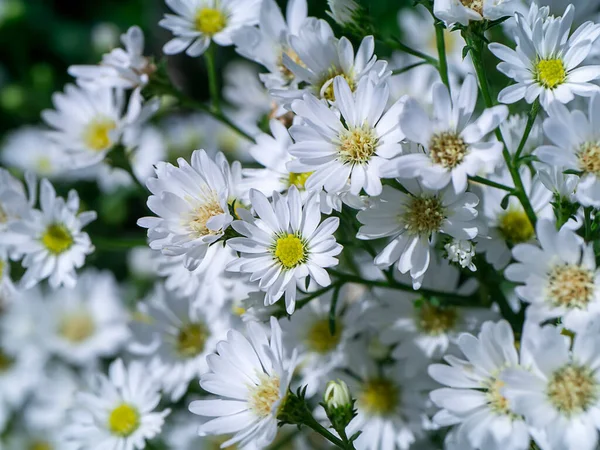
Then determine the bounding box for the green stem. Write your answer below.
[465,32,538,229]
[584,207,593,241]
[204,44,220,112]
[469,175,513,192]
[93,235,148,251]
[304,414,352,450]
[391,61,428,76]
[434,21,451,91]
[384,38,438,66]
[329,284,342,335]
[513,99,540,163]
[288,283,339,314]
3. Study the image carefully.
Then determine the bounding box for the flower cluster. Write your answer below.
[2,1,600,449]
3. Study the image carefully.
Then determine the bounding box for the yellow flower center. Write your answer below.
[547,264,595,309]
[306,319,343,354]
[29,442,53,450]
[0,350,14,372]
[175,322,209,358]
[41,223,74,255]
[108,404,140,437]
[319,69,355,101]
[248,374,281,418]
[278,47,303,81]
[359,378,400,416]
[195,8,227,35]
[416,303,458,335]
[429,131,469,169]
[274,234,306,269]
[499,208,534,244]
[0,260,4,281]
[404,196,446,236]
[338,125,379,165]
[59,312,95,343]
[547,365,598,415]
[579,142,600,175]
[36,156,53,174]
[485,378,512,415]
[188,193,225,237]
[83,117,116,151]
[287,172,312,190]
[460,0,483,14]
[0,204,7,223]
[536,59,566,89]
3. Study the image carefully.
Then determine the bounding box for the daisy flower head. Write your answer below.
[43,269,130,366]
[536,94,600,207]
[42,84,152,168]
[428,320,533,450]
[505,219,600,331]
[502,322,600,450]
[160,0,261,57]
[137,149,235,271]
[0,179,96,289]
[0,168,35,237]
[475,167,553,270]
[357,180,480,288]
[393,75,508,193]
[288,76,406,196]
[68,26,155,90]
[233,0,309,89]
[434,0,521,27]
[64,359,170,450]
[489,5,600,110]
[189,317,297,449]
[227,186,342,314]
[271,18,389,104]
[128,284,231,402]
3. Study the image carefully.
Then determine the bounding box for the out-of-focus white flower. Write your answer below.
[445,239,476,271]
[434,0,521,27]
[137,150,235,271]
[0,179,96,289]
[160,0,261,57]
[189,317,296,449]
[64,359,170,449]
[357,181,480,289]
[506,219,600,331]
[288,77,406,197]
[69,26,155,90]
[392,75,507,194]
[489,5,600,110]
[0,168,35,236]
[227,187,342,314]
[91,22,120,53]
[326,0,361,27]
[128,284,230,402]
[42,84,157,168]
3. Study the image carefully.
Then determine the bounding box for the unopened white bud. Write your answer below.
[324,379,352,409]
[327,0,361,27]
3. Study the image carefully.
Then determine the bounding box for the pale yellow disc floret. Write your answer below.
[547,264,595,309]
[359,378,400,416]
[305,319,343,354]
[404,196,446,236]
[547,365,598,416]
[42,223,74,255]
[83,117,116,151]
[535,59,566,89]
[108,403,140,437]
[429,131,469,169]
[195,8,227,35]
[274,233,306,269]
[248,374,281,418]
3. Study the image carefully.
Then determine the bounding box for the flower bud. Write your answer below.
[326,0,361,27]
[324,380,352,409]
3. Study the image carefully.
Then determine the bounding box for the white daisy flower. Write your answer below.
[227,186,342,314]
[342,344,434,450]
[428,320,534,450]
[502,322,600,450]
[434,0,521,27]
[369,257,490,369]
[475,167,553,270]
[1,126,69,178]
[69,26,155,90]
[233,0,308,89]
[137,150,235,271]
[271,19,389,103]
[0,179,96,289]
[445,238,477,271]
[0,168,35,235]
[288,76,406,196]
[189,317,296,449]
[500,113,544,157]
[505,219,600,331]
[393,75,508,193]
[357,180,480,289]
[64,359,170,450]
[223,61,272,118]
[281,288,365,397]
[536,94,600,207]
[489,5,600,110]
[42,84,154,168]
[42,269,130,366]
[128,284,230,402]
[327,0,361,27]
[160,0,261,57]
